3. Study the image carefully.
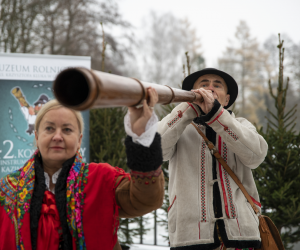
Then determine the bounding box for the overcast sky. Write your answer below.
[118,0,300,67]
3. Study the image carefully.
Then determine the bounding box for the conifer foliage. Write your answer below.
[90,107,127,169]
[253,35,300,249]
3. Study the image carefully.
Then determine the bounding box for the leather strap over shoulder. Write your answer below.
[191,122,260,215]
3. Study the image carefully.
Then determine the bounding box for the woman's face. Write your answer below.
[35,107,82,166]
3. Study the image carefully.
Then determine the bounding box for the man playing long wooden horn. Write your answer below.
[157,68,268,250]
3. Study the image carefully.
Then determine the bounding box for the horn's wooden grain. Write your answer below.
[53,67,203,111]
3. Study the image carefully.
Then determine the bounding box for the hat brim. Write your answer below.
[34,101,43,106]
[182,68,238,109]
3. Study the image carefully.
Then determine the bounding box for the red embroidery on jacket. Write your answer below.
[193,122,203,130]
[207,108,224,125]
[236,218,242,236]
[168,195,176,212]
[218,136,230,218]
[222,142,236,218]
[217,119,226,128]
[206,109,239,141]
[250,196,261,208]
[167,115,180,127]
[200,140,207,222]
[187,103,199,116]
[114,167,128,187]
[131,166,162,184]
[167,106,189,127]
[225,128,239,141]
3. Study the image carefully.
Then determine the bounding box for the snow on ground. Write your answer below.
[130,244,170,250]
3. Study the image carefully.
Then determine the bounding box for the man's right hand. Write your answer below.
[191,88,215,114]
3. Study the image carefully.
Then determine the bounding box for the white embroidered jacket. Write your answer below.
[157,102,268,249]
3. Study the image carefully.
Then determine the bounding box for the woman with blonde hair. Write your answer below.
[0,87,164,250]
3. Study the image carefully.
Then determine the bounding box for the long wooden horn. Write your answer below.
[53,67,203,111]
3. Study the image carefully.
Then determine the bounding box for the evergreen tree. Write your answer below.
[253,34,300,250]
[90,107,127,169]
[264,34,300,132]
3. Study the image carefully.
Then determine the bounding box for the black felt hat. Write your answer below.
[182,68,238,109]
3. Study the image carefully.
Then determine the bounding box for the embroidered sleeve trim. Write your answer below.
[197,99,221,123]
[168,195,176,212]
[207,108,224,125]
[131,166,162,185]
[187,103,199,116]
[167,114,181,127]
[167,105,190,128]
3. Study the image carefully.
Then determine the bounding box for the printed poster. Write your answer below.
[0,53,91,179]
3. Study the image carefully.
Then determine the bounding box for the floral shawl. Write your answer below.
[0,150,89,250]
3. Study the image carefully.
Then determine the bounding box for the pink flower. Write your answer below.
[67,169,76,181]
[75,192,81,199]
[75,210,81,222]
[24,203,30,212]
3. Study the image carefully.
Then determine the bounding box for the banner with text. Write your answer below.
[0,53,91,179]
